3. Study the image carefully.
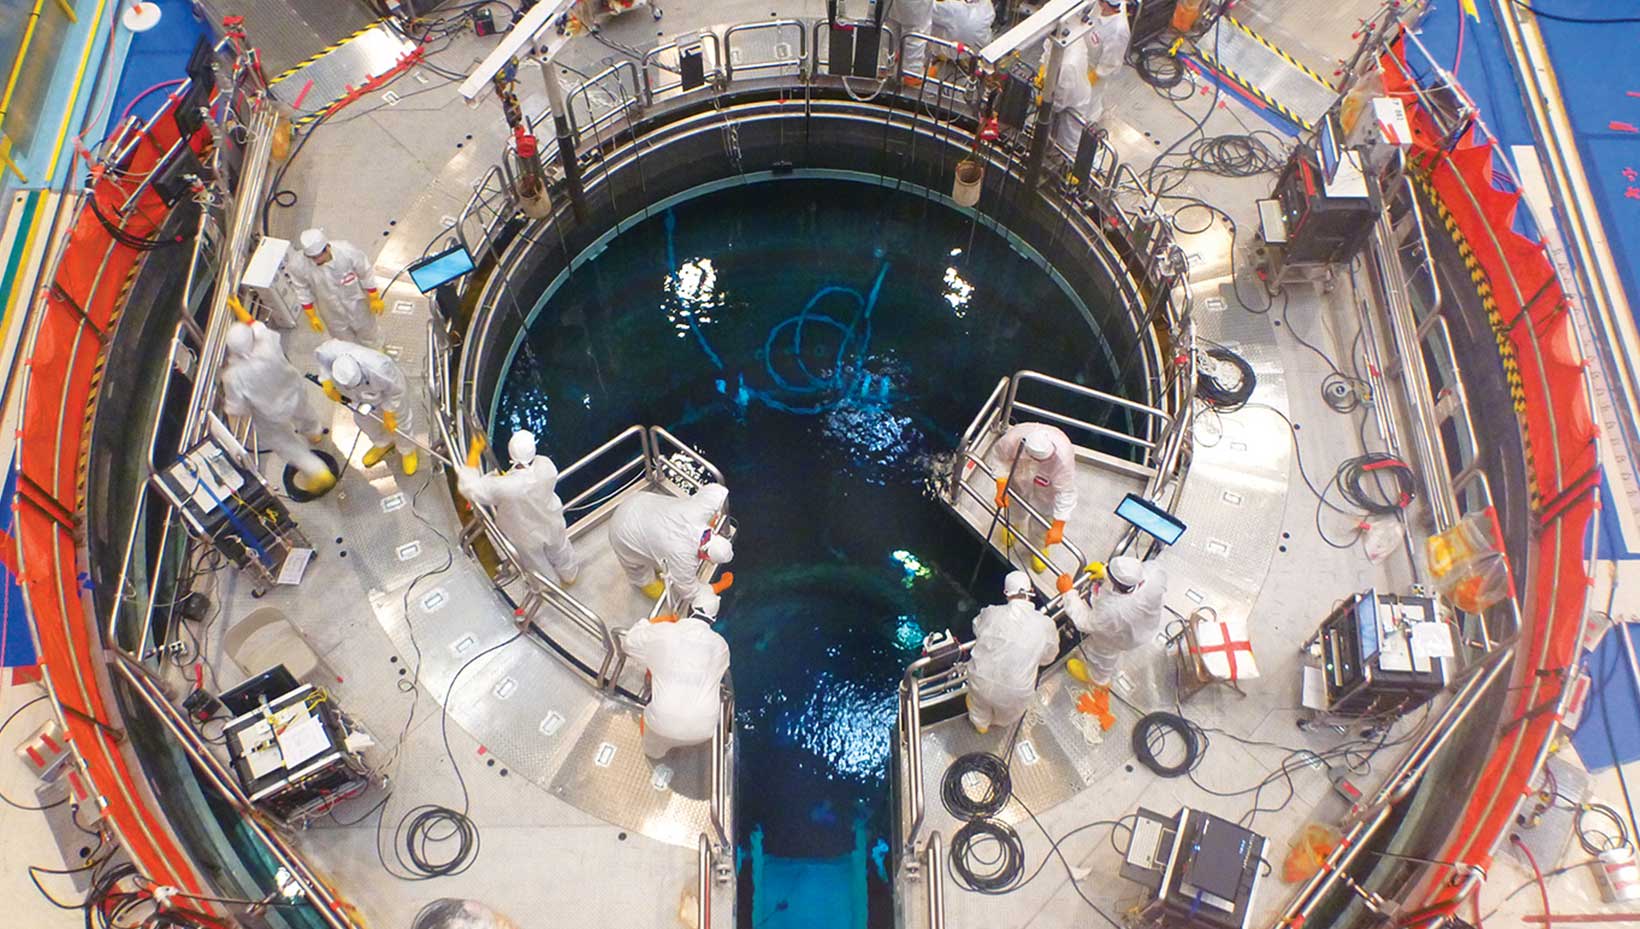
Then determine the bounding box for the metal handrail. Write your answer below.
[564,61,644,145]
[723,20,808,80]
[642,33,727,101]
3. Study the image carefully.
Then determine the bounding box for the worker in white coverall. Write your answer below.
[455,430,579,586]
[989,422,1079,569]
[220,320,335,495]
[608,483,735,610]
[1058,555,1168,687]
[622,594,729,759]
[966,571,1061,734]
[931,0,994,50]
[290,228,384,345]
[312,338,418,475]
[898,0,937,83]
[1048,0,1132,154]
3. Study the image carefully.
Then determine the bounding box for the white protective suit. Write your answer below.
[608,483,729,608]
[312,339,413,455]
[221,322,329,482]
[290,238,381,344]
[988,422,1079,522]
[931,0,994,50]
[898,0,937,79]
[1063,557,1168,685]
[457,447,578,586]
[1048,5,1131,153]
[967,597,1061,731]
[623,615,730,759]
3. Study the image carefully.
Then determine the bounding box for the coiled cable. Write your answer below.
[949,818,1026,893]
[941,751,1012,819]
[1196,345,1257,412]
[1133,712,1202,778]
[1335,453,1416,516]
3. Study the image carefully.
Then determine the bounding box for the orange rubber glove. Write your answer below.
[994,477,1009,508]
[711,572,735,595]
[303,304,325,332]
[651,613,680,624]
[382,410,399,433]
[1045,519,1066,546]
[1056,573,1074,595]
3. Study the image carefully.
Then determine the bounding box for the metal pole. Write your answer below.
[540,60,588,221]
[1024,28,1067,189]
[969,439,1027,588]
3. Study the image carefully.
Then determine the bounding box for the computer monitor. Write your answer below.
[407,243,476,294]
[220,665,300,716]
[1318,112,1343,184]
[1115,493,1187,546]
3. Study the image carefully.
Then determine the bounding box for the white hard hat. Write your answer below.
[300,228,328,257]
[330,354,363,387]
[1108,556,1143,589]
[508,430,537,466]
[703,536,734,565]
[225,322,255,358]
[1023,431,1055,461]
[693,590,722,620]
[1003,570,1032,597]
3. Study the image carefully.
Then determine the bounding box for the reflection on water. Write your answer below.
[495,178,1114,924]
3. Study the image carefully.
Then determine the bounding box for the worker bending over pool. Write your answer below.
[623,593,729,759]
[608,482,735,611]
[966,571,1061,734]
[990,421,1079,566]
[1057,555,1168,688]
[221,319,335,495]
[313,338,418,475]
[290,228,384,345]
[456,430,579,586]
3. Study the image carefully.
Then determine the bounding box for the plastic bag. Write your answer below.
[1282,824,1341,883]
[1425,508,1514,613]
[1362,517,1403,564]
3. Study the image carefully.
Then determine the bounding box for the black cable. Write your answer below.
[1133,43,1186,93]
[1336,453,1415,515]
[1508,0,1640,25]
[1132,711,1200,777]
[941,752,1012,819]
[1196,345,1256,412]
[1575,801,1630,855]
[948,818,1026,892]
[1,695,69,811]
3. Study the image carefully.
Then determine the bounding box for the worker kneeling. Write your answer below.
[966,571,1061,734]
[989,422,1078,567]
[456,430,579,586]
[313,339,418,475]
[623,594,729,760]
[1059,555,1168,687]
[608,483,734,611]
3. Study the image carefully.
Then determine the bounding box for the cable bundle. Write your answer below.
[1335,453,1415,516]
[1196,345,1256,412]
[941,751,1012,819]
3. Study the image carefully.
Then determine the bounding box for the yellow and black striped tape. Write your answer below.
[1417,174,1542,512]
[269,20,385,87]
[1192,47,1314,131]
[1225,16,1338,92]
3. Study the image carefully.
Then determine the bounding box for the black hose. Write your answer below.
[1133,711,1201,778]
[941,751,1012,819]
[949,817,1026,892]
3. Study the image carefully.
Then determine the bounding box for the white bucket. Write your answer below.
[952,160,983,208]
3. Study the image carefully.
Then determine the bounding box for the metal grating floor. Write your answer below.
[197,0,379,78]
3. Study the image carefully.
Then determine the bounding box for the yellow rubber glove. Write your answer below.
[304,305,325,333]
[322,379,342,403]
[367,290,385,315]
[1087,68,1101,88]
[382,410,399,433]
[228,295,253,324]
[466,435,487,469]
[1086,561,1107,582]
[1046,519,1066,546]
[994,477,1009,509]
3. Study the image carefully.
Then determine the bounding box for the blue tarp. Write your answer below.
[1572,621,1640,771]
[105,0,210,130]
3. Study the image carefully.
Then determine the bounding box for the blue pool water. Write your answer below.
[494,177,1115,926]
